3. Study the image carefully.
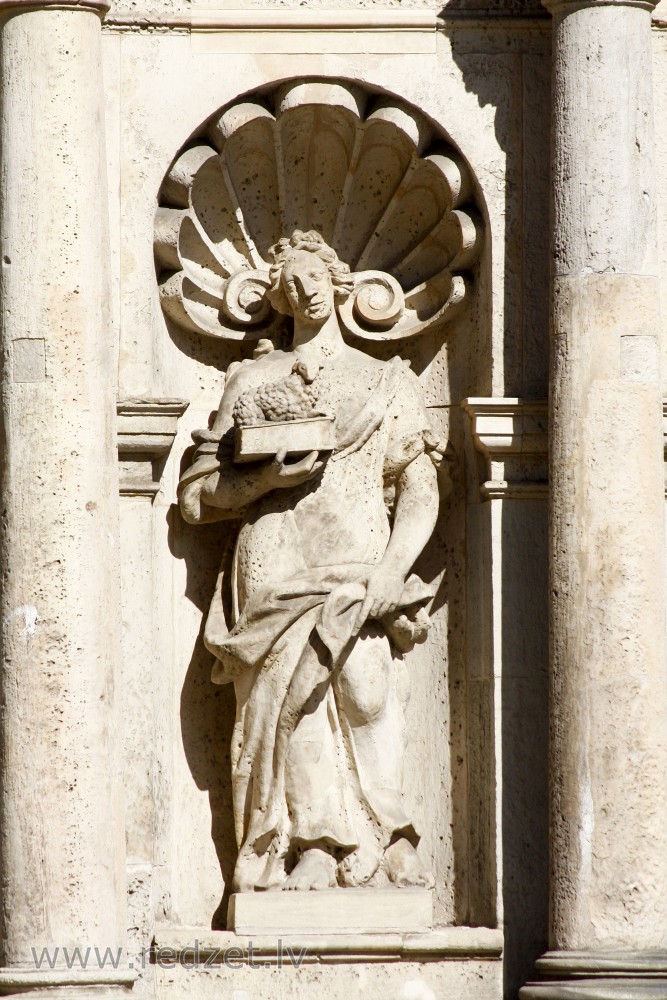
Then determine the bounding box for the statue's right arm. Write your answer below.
[179,366,267,523]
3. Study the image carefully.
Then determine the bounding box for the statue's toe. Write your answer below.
[384,839,433,888]
[283,847,336,890]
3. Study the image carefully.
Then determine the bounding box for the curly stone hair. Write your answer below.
[266,230,355,316]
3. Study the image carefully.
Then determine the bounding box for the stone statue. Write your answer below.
[179,231,446,893]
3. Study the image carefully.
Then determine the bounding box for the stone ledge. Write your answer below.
[521,952,667,1000]
[191,9,438,29]
[104,7,441,49]
[0,0,110,16]
[117,397,188,498]
[0,966,136,995]
[521,981,667,999]
[482,480,548,500]
[462,397,548,500]
[464,398,667,499]
[462,397,548,456]
[102,9,552,32]
[105,8,438,30]
[153,923,504,965]
[117,398,189,454]
[228,887,432,935]
[537,951,667,976]
[542,0,657,13]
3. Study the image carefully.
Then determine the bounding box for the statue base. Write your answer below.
[227,887,433,934]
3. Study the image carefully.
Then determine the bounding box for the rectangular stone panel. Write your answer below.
[228,888,433,934]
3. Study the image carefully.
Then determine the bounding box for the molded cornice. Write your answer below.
[0,0,109,17]
[117,398,189,498]
[462,397,548,500]
[542,0,656,13]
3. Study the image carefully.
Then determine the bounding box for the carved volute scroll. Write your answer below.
[154,80,482,344]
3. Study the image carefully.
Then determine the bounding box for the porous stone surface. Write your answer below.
[103,17,553,1000]
[0,0,660,995]
[0,2,126,968]
[0,3,576,999]
[106,0,543,16]
[228,888,434,934]
[178,228,448,896]
[156,957,502,1000]
[547,0,667,957]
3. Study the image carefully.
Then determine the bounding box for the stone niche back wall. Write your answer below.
[150,74,491,930]
[106,20,551,994]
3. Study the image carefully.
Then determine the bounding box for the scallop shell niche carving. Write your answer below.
[154,80,482,344]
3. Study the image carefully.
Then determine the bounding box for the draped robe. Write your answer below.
[181,356,436,890]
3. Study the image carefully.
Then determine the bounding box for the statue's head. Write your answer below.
[267,230,354,322]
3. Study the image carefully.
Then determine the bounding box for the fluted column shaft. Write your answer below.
[0,0,128,985]
[522,1,667,996]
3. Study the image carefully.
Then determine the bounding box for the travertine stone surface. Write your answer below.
[152,922,504,1000]
[155,81,479,345]
[106,0,544,18]
[542,0,667,967]
[0,0,126,971]
[117,398,188,495]
[228,888,433,934]
[7,0,667,996]
[164,82,482,914]
[462,397,548,499]
[656,26,667,400]
[156,956,502,1000]
[104,26,553,1000]
[179,230,448,897]
[139,57,496,930]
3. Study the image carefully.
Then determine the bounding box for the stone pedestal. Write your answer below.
[522,0,667,996]
[0,0,131,993]
[227,888,433,935]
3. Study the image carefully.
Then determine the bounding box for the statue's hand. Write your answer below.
[353,565,405,635]
[265,448,325,490]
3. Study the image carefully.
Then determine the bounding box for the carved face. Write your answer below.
[281,249,335,322]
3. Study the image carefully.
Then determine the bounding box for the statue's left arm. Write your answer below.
[355,450,439,630]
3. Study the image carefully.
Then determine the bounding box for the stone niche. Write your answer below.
[129,77,500,1000]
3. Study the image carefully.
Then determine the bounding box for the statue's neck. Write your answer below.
[291,314,346,362]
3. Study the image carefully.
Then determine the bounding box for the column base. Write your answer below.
[520,952,667,1000]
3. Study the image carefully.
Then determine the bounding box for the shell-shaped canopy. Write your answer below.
[155,80,482,343]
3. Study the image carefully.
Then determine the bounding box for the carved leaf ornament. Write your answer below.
[155,80,481,343]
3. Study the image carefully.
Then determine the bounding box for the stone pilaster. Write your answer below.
[521,0,667,996]
[0,1,132,992]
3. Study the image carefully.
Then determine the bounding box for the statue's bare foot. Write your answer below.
[338,842,381,887]
[384,839,434,889]
[283,848,336,891]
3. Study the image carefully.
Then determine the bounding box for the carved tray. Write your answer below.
[234,415,336,463]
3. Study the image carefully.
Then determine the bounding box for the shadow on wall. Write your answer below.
[168,501,240,929]
[441,13,552,999]
[442,0,548,18]
[499,502,549,998]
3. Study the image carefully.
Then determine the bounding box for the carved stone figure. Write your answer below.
[179,231,446,893]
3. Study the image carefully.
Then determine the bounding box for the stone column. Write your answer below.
[521,1,667,997]
[0,1,131,993]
